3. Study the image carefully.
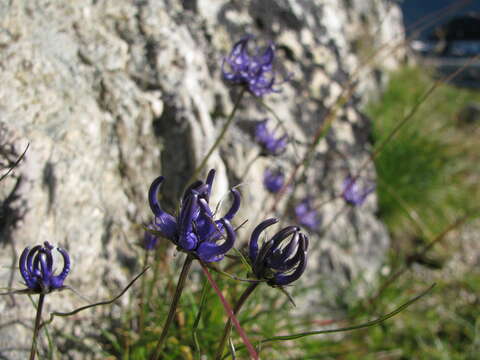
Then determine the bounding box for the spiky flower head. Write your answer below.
[148,169,240,262]
[263,167,285,194]
[255,119,288,156]
[248,218,308,286]
[19,241,70,294]
[342,175,375,206]
[222,35,288,97]
[295,198,320,230]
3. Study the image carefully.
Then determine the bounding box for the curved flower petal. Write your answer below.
[270,226,299,252]
[178,193,200,250]
[197,219,236,262]
[271,235,308,286]
[51,247,71,289]
[266,233,299,271]
[148,176,177,239]
[249,218,278,262]
[19,247,36,289]
[223,189,241,221]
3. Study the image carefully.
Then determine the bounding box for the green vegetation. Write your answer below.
[45,66,480,360]
[368,66,480,243]
[91,66,480,360]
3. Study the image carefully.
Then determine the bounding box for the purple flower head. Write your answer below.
[295,198,320,230]
[19,241,70,294]
[222,35,288,97]
[143,223,160,250]
[248,218,308,286]
[263,167,285,193]
[255,119,288,156]
[148,169,241,262]
[342,176,376,206]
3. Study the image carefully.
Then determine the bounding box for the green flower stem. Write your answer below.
[139,250,150,335]
[189,88,246,184]
[29,293,45,360]
[147,245,163,304]
[214,282,259,360]
[151,254,194,360]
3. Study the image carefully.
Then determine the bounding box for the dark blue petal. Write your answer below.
[197,219,236,262]
[19,247,36,289]
[271,235,308,286]
[178,193,200,249]
[249,218,278,262]
[148,176,177,239]
[223,189,241,221]
[270,226,299,252]
[267,232,299,271]
[51,247,70,289]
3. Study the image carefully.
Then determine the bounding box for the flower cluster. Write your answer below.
[263,167,285,193]
[19,241,70,294]
[148,169,241,262]
[255,119,288,156]
[295,198,320,230]
[342,176,375,206]
[248,218,308,286]
[222,35,287,97]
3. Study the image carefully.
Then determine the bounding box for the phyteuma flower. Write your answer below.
[222,35,289,97]
[295,198,320,230]
[248,218,308,286]
[143,222,160,250]
[342,175,375,206]
[255,119,288,156]
[263,167,285,193]
[19,241,70,294]
[148,169,241,262]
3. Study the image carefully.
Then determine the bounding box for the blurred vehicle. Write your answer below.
[408,13,480,88]
[410,13,480,57]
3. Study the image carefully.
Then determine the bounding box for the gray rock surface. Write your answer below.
[0,0,404,358]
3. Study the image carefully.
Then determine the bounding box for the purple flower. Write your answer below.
[222,35,288,97]
[19,241,70,294]
[263,168,285,193]
[143,223,160,250]
[255,119,288,156]
[295,198,320,230]
[342,176,375,206]
[248,218,308,286]
[148,169,241,262]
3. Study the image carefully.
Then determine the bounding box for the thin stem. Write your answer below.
[139,250,150,335]
[240,152,260,180]
[189,88,246,183]
[29,293,45,360]
[215,282,259,360]
[151,254,194,360]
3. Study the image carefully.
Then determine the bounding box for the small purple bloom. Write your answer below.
[148,169,240,262]
[263,168,285,193]
[342,176,376,206]
[222,35,288,97]
[248,218,308,286]
[143,223,160,250]
[255,119,288,156]
[295,198,320,230]
[19,241,70,294]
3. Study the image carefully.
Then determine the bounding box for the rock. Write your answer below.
[0,0,403,357]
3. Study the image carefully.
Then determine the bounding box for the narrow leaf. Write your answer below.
[259,283,435,343]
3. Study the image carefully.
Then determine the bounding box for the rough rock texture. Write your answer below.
[0,0,404,358]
